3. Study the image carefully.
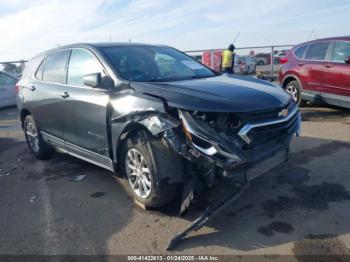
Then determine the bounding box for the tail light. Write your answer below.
[15,84,19,93]
[280,57,288,64]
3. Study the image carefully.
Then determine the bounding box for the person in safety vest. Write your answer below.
[221,44,235,73]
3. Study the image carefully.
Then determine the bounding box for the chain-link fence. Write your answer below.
[0,44,295,79]
[184,45,294,77]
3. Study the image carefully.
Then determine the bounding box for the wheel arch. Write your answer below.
[20,108,32,129]
[114,122,151,172]
[282,74,303,90]
[112,116,185,184]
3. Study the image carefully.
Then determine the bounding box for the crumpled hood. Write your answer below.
[129,74,292,112]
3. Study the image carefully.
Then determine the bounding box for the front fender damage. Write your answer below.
[111,109,180,136]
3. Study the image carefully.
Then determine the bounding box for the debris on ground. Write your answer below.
[18,158,23,162]
[72,175,87,182]
[30,196,37,203]
[5,173,10,176]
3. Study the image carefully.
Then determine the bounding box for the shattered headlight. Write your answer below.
[179,110,243,162]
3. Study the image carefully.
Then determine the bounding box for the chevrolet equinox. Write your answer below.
[17,43,301,208]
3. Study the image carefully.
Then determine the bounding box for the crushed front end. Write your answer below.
[175,99,301,184]
[165,99,301,249]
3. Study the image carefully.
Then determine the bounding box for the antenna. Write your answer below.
[307,30,315,41]
[233,32,240,44]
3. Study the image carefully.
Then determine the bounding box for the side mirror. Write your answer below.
[345,56,350,64]
[83,73,101,87]
[237,60,242,65]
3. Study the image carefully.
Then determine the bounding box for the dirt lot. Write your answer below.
[1,104,350,257]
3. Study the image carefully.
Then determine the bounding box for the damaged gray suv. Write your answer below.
[17,43,301,209]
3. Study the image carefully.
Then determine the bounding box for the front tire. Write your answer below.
[23,115,54,159]
[120,131,178,208]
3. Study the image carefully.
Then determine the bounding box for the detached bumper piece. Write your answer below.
[166,181,250,250]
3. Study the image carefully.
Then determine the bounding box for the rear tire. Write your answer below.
[120,130,179,208]
[285,80,306,107]
[23,115,54,160]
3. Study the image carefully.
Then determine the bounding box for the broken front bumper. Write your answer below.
[179,105,301,171]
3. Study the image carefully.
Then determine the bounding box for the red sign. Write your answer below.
[202,51,222,71]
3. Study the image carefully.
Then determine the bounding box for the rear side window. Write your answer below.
[67,49,105,87]
[304,42,330,60]
[43,50,69,84]
[35,59,45,80]
[331,41,350,63]
[294,45,307,59]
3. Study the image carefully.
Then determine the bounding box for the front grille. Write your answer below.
[246,112,298,149]
[239,103,299,158]
[240,99,295,123]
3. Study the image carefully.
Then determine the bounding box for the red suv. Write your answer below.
[279,37,350,108]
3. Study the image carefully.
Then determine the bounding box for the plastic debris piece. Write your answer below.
[73,175,87,182]
[18,158,23,162]
[30,196,37,203]
[5,173,10,176]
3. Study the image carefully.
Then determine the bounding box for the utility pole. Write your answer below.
[109,34,112,42]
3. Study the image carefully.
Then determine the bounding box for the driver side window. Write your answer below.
[67,49,105,87]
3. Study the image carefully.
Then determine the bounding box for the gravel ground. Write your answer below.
[0,104,350,258]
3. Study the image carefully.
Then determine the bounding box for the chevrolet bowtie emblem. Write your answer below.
[278,109,289,117]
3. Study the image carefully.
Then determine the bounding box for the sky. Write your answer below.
[0,0,349,61]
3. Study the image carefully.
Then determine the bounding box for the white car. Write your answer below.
[234,55,256,75]
[0,71,18,108]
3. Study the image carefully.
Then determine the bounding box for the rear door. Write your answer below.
[29,50,70,142]
[301,42,331,92]
[0,72,17,107]
[63,48,111,161]
[322,41,350,96]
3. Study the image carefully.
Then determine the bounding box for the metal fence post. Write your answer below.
[271,46,274,78]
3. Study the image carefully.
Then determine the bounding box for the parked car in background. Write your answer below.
[279,36,350,108]
[236,56,256,74]
[0,71,18,108]
[255,53,270,65]
[17,43,300,209]
[274,50,290,64]
[276,50,289,58]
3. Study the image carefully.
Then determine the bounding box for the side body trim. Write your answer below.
[41,131,114,172]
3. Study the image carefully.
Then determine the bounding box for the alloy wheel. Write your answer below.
[125,148,152,199]
[26,121,40,153]
[286,84,299,102]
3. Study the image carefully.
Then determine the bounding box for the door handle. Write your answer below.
[61,92,70,99]
[298,62,304,66]
[324,64,333,68]
[30,85,36,91]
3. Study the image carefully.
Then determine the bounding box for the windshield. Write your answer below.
[101,46,216,82]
